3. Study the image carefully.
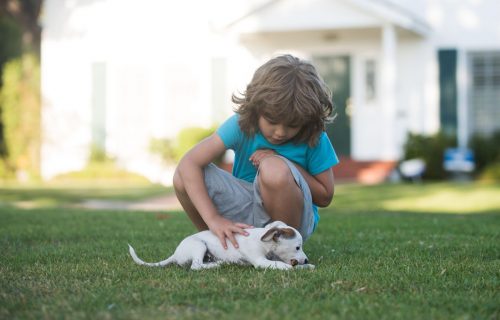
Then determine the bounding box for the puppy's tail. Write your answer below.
[128,244,174,267]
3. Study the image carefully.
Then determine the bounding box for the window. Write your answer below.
[365,59,377,102]
[468,51,500,136]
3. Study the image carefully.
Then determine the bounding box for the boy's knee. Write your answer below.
[258,157,294,189]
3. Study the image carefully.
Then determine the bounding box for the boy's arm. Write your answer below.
[176,133,252,249]
[293,165,334,207]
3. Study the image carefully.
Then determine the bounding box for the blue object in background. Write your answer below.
[444,148,475,172]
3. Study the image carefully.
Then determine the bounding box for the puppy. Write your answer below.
[128,221,315,270]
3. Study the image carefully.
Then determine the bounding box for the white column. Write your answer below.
[381,23,398,159]
[457,48,468,148]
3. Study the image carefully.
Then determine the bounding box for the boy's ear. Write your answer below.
[261,227,296,242]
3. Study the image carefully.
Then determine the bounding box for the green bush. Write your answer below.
[403,131,500,181]
[0,16,22,83]
[149,138,175,164]
[469,131,500,173]
[51,142,150,183]
[403,132,456,180]
[174,126,217,162]
[479,162,500,182]
[0,53,40,180]
[52,162,150,184]
[89,143,115,164]
[149,126,221,164]
[0,158,14,180]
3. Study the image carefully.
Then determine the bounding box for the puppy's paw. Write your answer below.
[265,261,292,270]
[294,264,315,270]
[276,263,293,270]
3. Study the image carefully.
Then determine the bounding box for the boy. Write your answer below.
[174,54,339,249]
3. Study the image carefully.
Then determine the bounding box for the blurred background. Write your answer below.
[0,0,499,186]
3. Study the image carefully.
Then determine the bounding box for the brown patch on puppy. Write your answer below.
[280,228,296,238]
[261,227,297,242]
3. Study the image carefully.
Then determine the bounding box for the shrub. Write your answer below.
[403,132,456,180]
[0,16,22,83]
[479,162,500,182]
[0,53,41,181]
[403,130,500,181]
[149,138,175,164]
[0,158,14,180]
[469,131,500,173]
[173,126,217,162]
[52,162,150,184]
[89,143,115,164]
[149,126,222,164]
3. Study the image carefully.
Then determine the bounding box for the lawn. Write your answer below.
[0,182,499,319]
[0,182,169,208]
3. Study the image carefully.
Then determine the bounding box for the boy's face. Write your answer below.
[258,116,301,145]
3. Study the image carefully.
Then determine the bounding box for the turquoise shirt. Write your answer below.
[216,114,339,226]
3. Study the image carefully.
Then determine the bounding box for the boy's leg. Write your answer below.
[173,170,209,231]
[257,156,304,229]
[173,164,256,230]
[253,155,316,240]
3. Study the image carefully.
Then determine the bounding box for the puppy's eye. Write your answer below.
[296,246,300,251]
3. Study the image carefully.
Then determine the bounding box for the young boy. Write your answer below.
[173,54,339,249]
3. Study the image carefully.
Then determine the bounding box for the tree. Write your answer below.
[0,0,43,54]
[0,0,44,180]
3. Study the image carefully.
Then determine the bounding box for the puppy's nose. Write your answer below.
[304,259,308,264]
[290,259,298,266]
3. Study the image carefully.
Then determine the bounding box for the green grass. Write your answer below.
[0,182,170,208]
[1,182,499,319]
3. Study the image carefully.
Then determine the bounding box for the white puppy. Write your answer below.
[128,221,315,270]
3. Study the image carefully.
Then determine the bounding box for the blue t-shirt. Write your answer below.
[216,114,339,226]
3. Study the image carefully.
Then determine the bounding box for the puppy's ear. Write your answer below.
[265,220,287,229]
[261,227,296,242]
[279,228,296,238]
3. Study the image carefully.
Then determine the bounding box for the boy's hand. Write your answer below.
[206,216,253,250]
[249,149,277,167]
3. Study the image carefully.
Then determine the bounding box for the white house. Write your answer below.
[40,0,500,184]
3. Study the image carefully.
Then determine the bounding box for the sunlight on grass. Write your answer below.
[0,182,171,208]
[333,182,500,215]
[382,187,500,214]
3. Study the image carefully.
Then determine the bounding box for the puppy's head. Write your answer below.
[260,222,309,266]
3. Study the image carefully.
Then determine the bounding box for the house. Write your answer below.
[40,0,500,184]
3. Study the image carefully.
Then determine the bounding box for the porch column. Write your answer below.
[456,48,468,148]
[381,23,398,159]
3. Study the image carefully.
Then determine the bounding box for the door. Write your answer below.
[313,56,351,156]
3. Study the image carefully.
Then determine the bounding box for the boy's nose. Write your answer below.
[275,126,286,137]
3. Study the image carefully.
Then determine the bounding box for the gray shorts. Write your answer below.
[203,156,316,241]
